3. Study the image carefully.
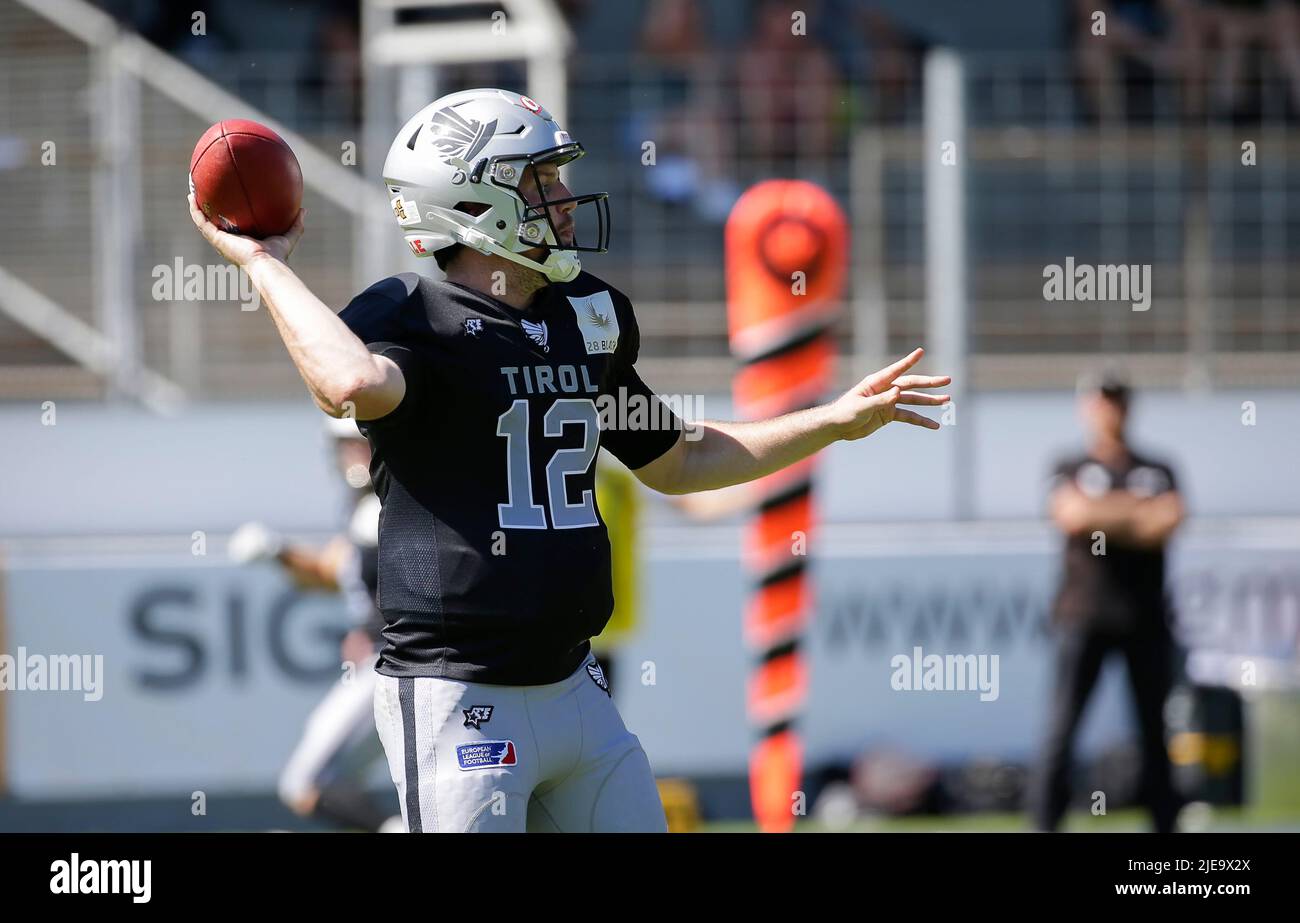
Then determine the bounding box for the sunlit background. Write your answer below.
[0,0,1297,831]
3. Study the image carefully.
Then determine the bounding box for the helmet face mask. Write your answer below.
[491,143,610,256]
[382,89,610,283]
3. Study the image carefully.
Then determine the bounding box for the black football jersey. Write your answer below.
[338,271,681,684]
[1049,450,1179,632]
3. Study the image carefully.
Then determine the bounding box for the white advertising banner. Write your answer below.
[3,553,351,797]
[3,523,1298,795]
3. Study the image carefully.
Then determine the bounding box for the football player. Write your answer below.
[190,87,951,832]
[228,417,401,832]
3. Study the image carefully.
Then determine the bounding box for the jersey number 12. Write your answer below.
[496,398,599,529]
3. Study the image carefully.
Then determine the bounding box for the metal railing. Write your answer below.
[2,0,1298,404]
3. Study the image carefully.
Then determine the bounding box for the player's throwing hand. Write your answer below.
[188,192,305,267]
[830,347,952,441]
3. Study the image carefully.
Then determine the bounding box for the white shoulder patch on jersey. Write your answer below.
[566,291,620,355]
[1075,462,1112,498]
[1126,465,1170,498]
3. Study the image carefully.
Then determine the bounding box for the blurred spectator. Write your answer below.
[1071,0,1209,120]
[553,0,593,24]
[858,7,927,124]
[1203,0,1300,118]
[736,0,844,163]
[301,0,362,127]
[98,0,236,73]
[441,61,530,98]
[633,0,739,221]
[1030,374,1186,833]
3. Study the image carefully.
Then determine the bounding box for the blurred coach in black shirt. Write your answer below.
[1030,374,1186,832]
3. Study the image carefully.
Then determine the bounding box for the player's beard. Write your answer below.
[510,248,558,298]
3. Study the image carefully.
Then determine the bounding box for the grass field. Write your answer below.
[700,805,1300,833]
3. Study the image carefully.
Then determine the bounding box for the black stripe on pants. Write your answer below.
[398,677,421,833]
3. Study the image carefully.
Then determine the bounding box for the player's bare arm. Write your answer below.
[1131,491,1184,545]
[634,347,951,495]
[1050,483,1184,548]
[276,536,353,592]
[1051,484,1131,537]
[187,193,405,420]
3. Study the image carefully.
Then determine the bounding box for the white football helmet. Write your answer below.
[381,88,609,283]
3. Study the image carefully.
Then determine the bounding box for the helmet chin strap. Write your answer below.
[461,227,581,283]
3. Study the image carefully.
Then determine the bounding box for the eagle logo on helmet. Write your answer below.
[428,106,498,163]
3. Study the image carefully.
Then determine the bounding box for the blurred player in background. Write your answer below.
[1031,374,1186,833]
[228,417,401,832]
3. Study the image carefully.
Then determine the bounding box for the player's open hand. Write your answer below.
[829,347,951,441]
[188,193,305,267]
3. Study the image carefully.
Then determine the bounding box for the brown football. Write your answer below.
[189,119,303,238]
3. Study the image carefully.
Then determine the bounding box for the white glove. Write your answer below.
[227,521,285,564]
